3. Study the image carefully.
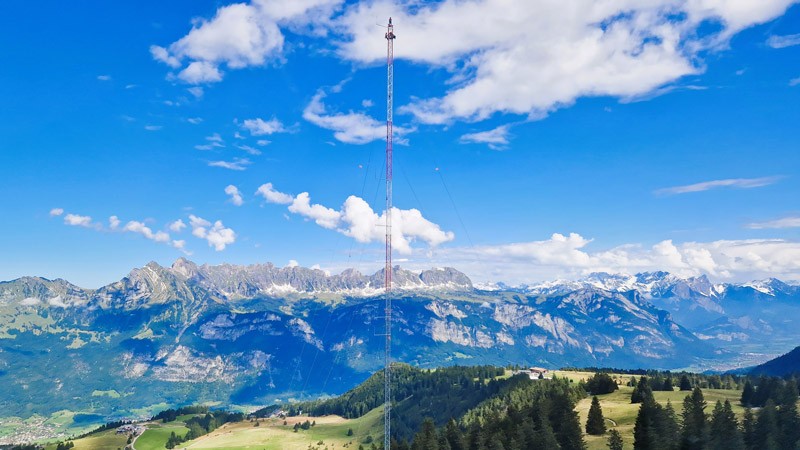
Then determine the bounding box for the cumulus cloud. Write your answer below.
[64,214,93,227]
[208,158,252,170]
[123,221,171,243]
[240,117,288,135]
[303,90,413,144]
[189,214,237,250]
[459,125,511,150]
[255,183,294,204]
[150,0,343,84]
[746,216,800,229]
[97,75,111,81]
[655,176,782,195]
[225,185,244,206]
[338,0,797,123]
[109,216,120,230]
[49,208,64,217]
[259,183,454,253]
[423,234,800,284]
[169,219,187,232]
[767,33,800,48]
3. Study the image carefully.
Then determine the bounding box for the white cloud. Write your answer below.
[424,234,800,284]
[177,61,223,84]
[64,214,93,227]
[150,0,343,83]
[337,0,797,124]
[361,99,373,108]
[187,86,204,98]
[150,45,181,68]
[123,221,171,243]
[767,33,800,48]
[260,183,454,253]
[187,117,203,124]
[256,139,270,146]
[97,75,111,81]
[747,216,800,229]
[655,176,782,195]
[255,182,294,204]
[49,208,64,217]
[459,125,511,150]
[144,125,163,131]
[169,219,187,232]
[189,214,237,250]
[206,133,224,142]
[303,90,413,144]
[109,216,120,230]
[208,158,252,170]
[790,77,800,87]
[287,259,299,268]
[236,144,261,155]
[225,185,244,206]
[240,117,288,135]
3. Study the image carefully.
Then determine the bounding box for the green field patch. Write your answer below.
[136,422,190,450]
[181,407,383,450]
[91,390,121,399]
[43,429,128,450]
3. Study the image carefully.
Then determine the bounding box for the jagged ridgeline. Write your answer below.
[1,258,799,423]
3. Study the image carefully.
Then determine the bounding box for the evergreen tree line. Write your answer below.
[584,373,619,395]
[563,368,748,390]
[632,385,800,450]
[740,376,799,408]
[401,378,588,450]
[254,365,509,440]
[164,411,244,449]
[152,405,211,423]
[74,419,132,439]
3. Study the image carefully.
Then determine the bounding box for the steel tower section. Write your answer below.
[384,16,395,450]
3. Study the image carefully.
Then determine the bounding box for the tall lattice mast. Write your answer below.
[384,16,395,450]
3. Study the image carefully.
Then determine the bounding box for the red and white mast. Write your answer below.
[383,16,395,450]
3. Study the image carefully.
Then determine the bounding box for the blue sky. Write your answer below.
[1,0,799,287]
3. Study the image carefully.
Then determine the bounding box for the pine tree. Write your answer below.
[679,375,692,391]
[754,400,780,450]
[411,419,439,450]
[444,419,465,450]
[709,400,744,450]
[778,380,800,449]
[632,377,654,404]
[586,396,607,435]
[681,387,708,450]
[634,400,657,450]
[607,430,624,450]
[663,377,674,392]
[742,408,757,450]
[658,401,680,450]
[741,381,754,407]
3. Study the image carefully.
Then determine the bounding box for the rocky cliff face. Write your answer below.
[0,261,798,427]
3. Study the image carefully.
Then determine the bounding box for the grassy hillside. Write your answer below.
[39,368,757,450]
[572,387,744,448]
[39,407,382,450]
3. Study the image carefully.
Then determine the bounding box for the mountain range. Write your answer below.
[0,258,798,430]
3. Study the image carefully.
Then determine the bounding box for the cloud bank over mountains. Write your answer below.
[152,0,799,128]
